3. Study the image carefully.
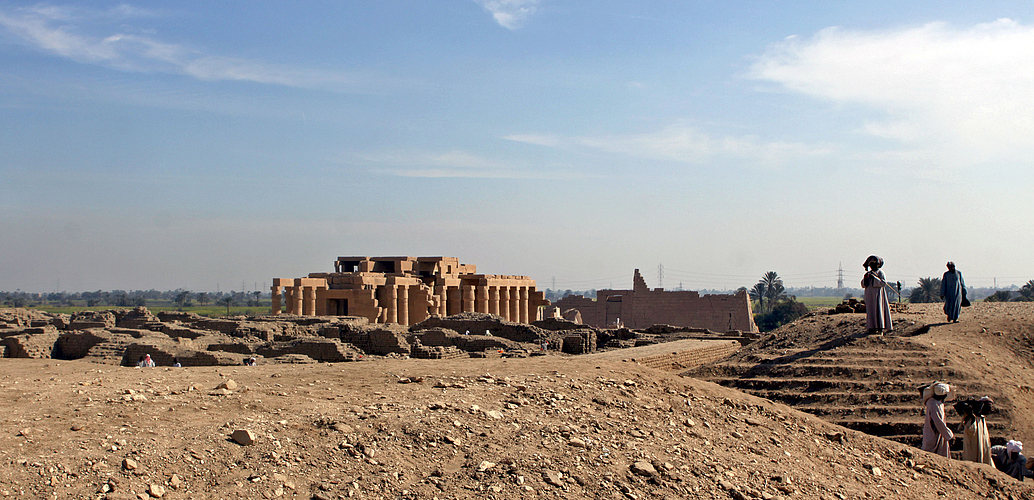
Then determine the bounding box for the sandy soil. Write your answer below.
[3,303,1034,499]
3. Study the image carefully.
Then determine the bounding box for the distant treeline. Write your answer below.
[0,289,270,309]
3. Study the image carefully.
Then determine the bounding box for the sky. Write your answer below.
[3,1,1034,294]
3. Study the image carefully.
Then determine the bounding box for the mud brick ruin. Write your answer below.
[271,256,546,326]
[554,269,758,332]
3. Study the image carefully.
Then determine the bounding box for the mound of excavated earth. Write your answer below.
[690,302,1034,462]
[1,353,1031,500]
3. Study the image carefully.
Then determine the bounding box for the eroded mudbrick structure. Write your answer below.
[554,269,758,332]
[272,256,546,326]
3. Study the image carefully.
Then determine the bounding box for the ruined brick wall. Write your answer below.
[551,296,597,325]
[561,330,597,355]
[555,287,757,333]
[256,339,362,362]
[2,328,61,358]
[411,345,468,359]
[54,330,111,359]
[629,341,740,372]
[367,329,410,355]
[414,313,549,343]
[628,289,756,332]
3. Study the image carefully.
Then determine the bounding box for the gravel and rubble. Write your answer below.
[1,354,1030,500]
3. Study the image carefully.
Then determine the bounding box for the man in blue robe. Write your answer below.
[940,261,966,323]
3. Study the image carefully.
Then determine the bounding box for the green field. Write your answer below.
[796,296,849,309]
[18,303,267,317]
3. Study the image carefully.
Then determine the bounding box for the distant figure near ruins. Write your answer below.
[554,269,758,333]
[271,256,545,326]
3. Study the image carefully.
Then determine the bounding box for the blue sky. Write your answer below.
[3,1,1034,294]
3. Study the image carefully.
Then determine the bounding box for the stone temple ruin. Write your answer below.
[554,269,758,333]
[0,306,751,368]
[272,256,546,326]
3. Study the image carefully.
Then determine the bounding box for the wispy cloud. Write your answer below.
[347,150,584,179]
[751,19,1034,162]
[0,4,373,91]
[473,0,539,30]
[507,123,830,167]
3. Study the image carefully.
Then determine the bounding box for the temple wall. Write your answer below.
[272,257,543,327]
[554,271,757,333]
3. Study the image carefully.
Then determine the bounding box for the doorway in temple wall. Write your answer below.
[328,299,348,316]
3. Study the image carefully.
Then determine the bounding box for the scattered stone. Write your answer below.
[147,484,165,498]
[568,437,587,448]
[825,432,846,444]
[332,423,354,433]
[476,461,495,472]
[216,379,238,391]
[169,474,182,490]
[232,429,257,446]
[630,461,657,477]
[543,470,563,487]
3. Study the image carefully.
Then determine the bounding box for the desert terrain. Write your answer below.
[1,302,1034,499]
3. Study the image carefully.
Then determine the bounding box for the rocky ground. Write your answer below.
[2,303,1034,499]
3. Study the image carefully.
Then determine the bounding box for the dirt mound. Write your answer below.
[1,355,1030,500]
[689,302,1034,456]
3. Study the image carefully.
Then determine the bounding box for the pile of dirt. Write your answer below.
[689,302,1034,456]
[1,354,1030,500]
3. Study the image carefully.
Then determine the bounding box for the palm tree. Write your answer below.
[761,271,786,306]
[985,290,1013,302]
[1018,280,1034,301]
[908,277,942,303]
[174,290,192,309]
[749,282,768,313]
[218,296,235,316]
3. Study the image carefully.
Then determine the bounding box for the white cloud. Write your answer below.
[507,122,830,167]
[0,4,371,91]
[751,19,1034,161]
[474,0,539,30]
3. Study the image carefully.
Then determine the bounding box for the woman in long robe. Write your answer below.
[862,255,893,334]
[940,261,966,323]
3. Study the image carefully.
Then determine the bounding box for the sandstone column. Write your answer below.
[292,287,303,315]
[397,285,409,326]
[519,287,529,324]
[462,285,475,313]
[383,285,398,324]
[499,287,510,321]
[508,287,519,323]
[434,285,446,316]
[270,285,282,315]
[447,286,461,316]
[302,286,316,316]
[489,287,500,316]
[476,285,489,313]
